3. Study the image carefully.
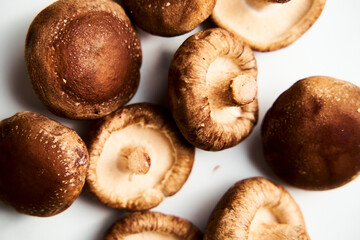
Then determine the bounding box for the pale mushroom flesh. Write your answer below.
[213,0,326,50]
[95,124,174,199]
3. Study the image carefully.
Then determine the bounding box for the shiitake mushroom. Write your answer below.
[86,103,195,211]
[205,177,310,240]
[168,28,258,151]
[212,0,326,51]
[120,0,216,37]
[262,76,360,190]
[25,0,142,119]
[0,111,88,217]
[103,211,202,240]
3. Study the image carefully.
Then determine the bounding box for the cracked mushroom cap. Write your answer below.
[86,103,195,211]
[25,0,142,119]
[0,112,88,217]
[204,177,309,240]
[168,28,258,151]
[103,211,202,240]
[120,0,216,37]
[261,76,360,190]
[212,0,326,51]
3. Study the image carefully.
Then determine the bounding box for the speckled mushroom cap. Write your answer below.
[86,103,195,211]
[120,0,216,37]
[25,0,142,119]
[168,28,258,151]
[103,211,202,240]
[212,0,326,51]
[0,111,88,217]
[204,177,309,240]
[261,76,360,190]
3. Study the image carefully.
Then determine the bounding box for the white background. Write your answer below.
[0,0,359,239]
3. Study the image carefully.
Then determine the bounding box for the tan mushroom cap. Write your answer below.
[120,0,216,37]
[86,103,195,211]
[168,28,258,151]
[261,76,360,190]
[103,211,202,240]
[204,177,309,240]
[0,112,88,217]
[25,0,142,119]
[212,0,326,51]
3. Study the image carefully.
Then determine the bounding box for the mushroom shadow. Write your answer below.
[0,201,22,218]
[245,126,278,180]
[140,49,174,107]
[199,16,218,31]
[79,188,128,240]
[6,27,47,114]
[89,211,127,240]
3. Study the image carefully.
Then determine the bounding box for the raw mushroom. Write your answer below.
[261,76,360,190]
[25,0,142,119]
[86,103,195,210]
[0,112,88,217]
[120,0,217,37]
[168,28,258,151]
[204,177,310,240]
[103,211,202,240]
[212,0,326,51]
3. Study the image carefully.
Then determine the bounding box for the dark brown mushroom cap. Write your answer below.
[103,211,202,240]
[261,76,360,190]
[86,103,195,211]
[212,0,326,51]
[25,0,142,119]
[204,177,309,240]
[168,28,258,151]
[120,0,216,37]
[0,111,88,217]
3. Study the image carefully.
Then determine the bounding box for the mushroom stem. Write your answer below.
[230,74,257,105]
[127,149,151,175]
[246,0,291,10]
[251,223,310,240]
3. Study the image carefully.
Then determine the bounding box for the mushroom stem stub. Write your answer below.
[250,223,310,240]
[231,74,257,105]
[127,149,151,175]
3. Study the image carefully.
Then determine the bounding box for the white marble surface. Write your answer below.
[0,1,359,239]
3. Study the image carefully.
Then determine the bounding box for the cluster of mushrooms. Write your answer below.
[0,0,359,239]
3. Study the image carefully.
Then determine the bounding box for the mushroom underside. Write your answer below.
[213,0,325,50]
[206,56,257,126]
[124,232,181,240]
[93,124,174,202]
[204,177,308,239]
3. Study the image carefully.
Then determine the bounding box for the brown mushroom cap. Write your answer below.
[25,0,142,119]
[120,0,216,37]
[204,177,309,240]
[0,111,88,217]
[261,76,360,190]
[168,28,258,151]
[103,211,202,240]
[212,0,326,51]
[86,103,195,211]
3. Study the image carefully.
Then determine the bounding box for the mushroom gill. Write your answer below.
[168,28,258,151]
[212,0,326,51]
[87,103,195,210]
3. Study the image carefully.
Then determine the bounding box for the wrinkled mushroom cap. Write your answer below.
[204,177,309,240]
[261,76,360,190]
[168,28,258,151]
[86,103,195,210]
[103,211,202,240]
[212,0,326,51]
[121,0,216,37]
[25,0,142,119]
[0,112,88,217]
